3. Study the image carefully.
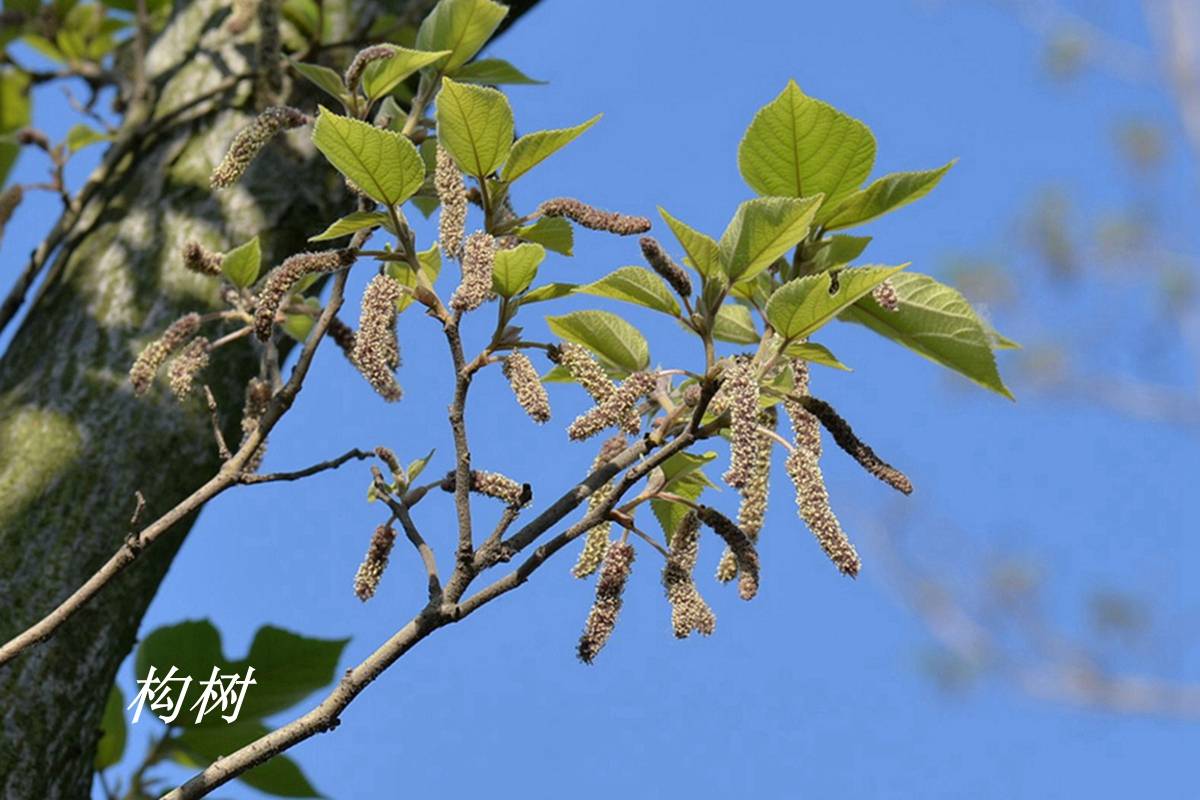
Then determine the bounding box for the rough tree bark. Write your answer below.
[0,1,533,794]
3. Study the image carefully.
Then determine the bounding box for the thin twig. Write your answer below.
[203,385,232,460]
[240,448,372,484]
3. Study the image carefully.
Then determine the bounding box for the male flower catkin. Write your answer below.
[572,434,627,578]
[449,231,495,312]
[352,273,404,402]
[577,541,636,664]
[129,313,201,395]
[470,470,529,507]
[872,279,900,312]
[240,377,272,473]
[344,44,395,93]
[721,358,761,490]
[503,352,551,423]
[558,342,615,404]
[167,337,211,401]
[210,106,309,189]
[353,524,397,601]
[698,505,760,601]
[718,409,775,583]
[435,145,467,261]
[567,371,655,441]
[796,395,913,495]
[662,512,716,638]
[538,198,651,236]
[182,240,223,277]
[253,249,356,340]
[785,360,861,577]
[639,236,692,297]
[327,315,358,362]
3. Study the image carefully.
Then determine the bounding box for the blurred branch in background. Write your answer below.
[888,0,1200,715]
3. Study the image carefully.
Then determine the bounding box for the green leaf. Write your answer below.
[282,313,315,342]
[839,271,1014,399]
[711,302,759,344]
[387,243,442,312]
[136,620,224,689]
[783,341,851,371]
[309,211,392,241]
[454,58,545,85]
[808,234,871,273]
[491,242,545,297]
[435,77,513,177]
[545,310,650,373]
[765,264,906,340]
[651,453,715,544]
[65,123,110,153]
[172,720,320,797]
[519,281,576,305]
[658,207,721,278]
[577,266,680,317]
[416,0,508,74]
[738,80,876,208]
[233,626,349,720]
[516,217,573,256]
[407,448,435,484]
[361,46,450,100]
[659,450,718,492]
[94,685,126,770]
[312,106,426,206]
[291,61,351,109]
[821,161,955,230]
[718,195,823,282]
[501,113,600,182]
[221,236,262,289]
[0,68,31,186]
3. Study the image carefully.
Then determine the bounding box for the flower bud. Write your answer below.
[639,236,692,297]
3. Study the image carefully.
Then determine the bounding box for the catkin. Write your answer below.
[344,44,395,92]
[435,145,467,261]
[795,395,912,495]
[571,434,627,578]
[182,241,223,277]
[577,541,635,664]
[784,360,861,577]
[662,512,715,638]
[567,371,655,441]
[129,313,201,395]
[210,106,309,189]
[639,236,692,297]
[240,377,272,473]
[697,506,760,601]
[253,249,355,340]
[558,342,615,404]
[352,274,404,402]
[503,352,551,423]
[449,231,495,312]
[353,524,397,601]
[872,279,900,312]
[470,470,529,507]
[721,357,761,490]
[167,337,211,400]
[719,409,775,583]
[538,197,651,236]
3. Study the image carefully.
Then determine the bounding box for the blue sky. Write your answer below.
[6,0,1199,797]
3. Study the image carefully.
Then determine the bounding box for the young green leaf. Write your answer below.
[501,113,601,182]
[290,61,351,108]
[308,211,393,241]
[738,80,876,208]
[545,310,650,373]
[65,123,111,152]
[492,242,545,297]
[435,77,514,177]
[416,0,508,74]
[658,207,721,278]
[765,264,906,340]
[783,340,851,371]
[519,281,576,305]
[361,46,451,100]
[808,234,872,273]
[407,449,436,484]
[838,271,1014,399]
[312,107,426,206]
[387,243,442,312]
[711,302,759,344]
[577,266,681,317]
[516,217,574,256]
[94,685,126,770]
[719,195,823,282]
[221,236,262,288]
[454,58,545,85]
[820,161,955,230]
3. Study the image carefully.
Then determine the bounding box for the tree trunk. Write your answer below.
[0,2,367,794]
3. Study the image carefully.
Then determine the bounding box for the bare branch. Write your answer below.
[239,448,372,484]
